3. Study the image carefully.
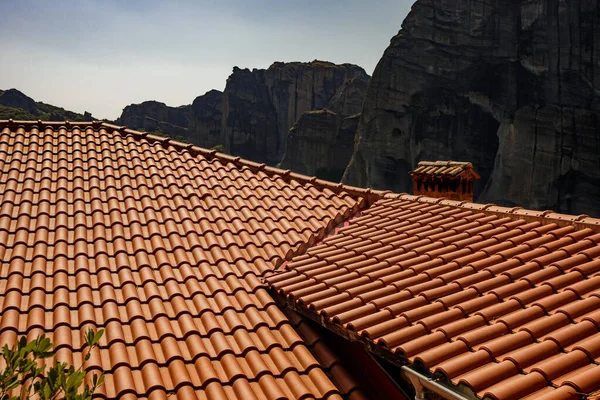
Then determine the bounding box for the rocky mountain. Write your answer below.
[343,0,600,216]
[116,60,369,165]
[117,89,222,147]
[279,77,369,181]
[0,89,92,121]
[118,101,189,138]
[222,60,369,165]
[188,90,222,149]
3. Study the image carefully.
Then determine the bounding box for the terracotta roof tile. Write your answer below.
[0,120,373,399]
[268,195,600,399]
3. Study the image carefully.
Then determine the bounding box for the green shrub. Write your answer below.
[0,328,104,400]
[149,130,169,137]
[211,144,225,153]
[0,106,37,120]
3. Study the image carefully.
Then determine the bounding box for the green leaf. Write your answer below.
[93,329,104,345]
[42,384,51,400]
[18,336,27,350]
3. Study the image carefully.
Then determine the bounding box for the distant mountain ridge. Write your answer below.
[1,61,370,185]
[0,89,93,122]
[1,60,370,177]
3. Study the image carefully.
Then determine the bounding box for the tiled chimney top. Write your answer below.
[409,160,480,201]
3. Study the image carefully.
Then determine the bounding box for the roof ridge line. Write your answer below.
[0,119,97,127]
[387,193,600,232]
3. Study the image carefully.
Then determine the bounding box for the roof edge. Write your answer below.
[387,193,600,232]
[1,119,384,205]
[5,119,599,229]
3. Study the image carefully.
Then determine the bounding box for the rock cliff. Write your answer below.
[118,100,190,138]
[117,90,222,146]
[279,77,369,180]
[116,61,368,165]
[222,60,369,165]
[343,0,600,216]
[328,77,370,116]
[188,90,222,149]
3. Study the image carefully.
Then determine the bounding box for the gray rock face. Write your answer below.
[117,90,223,146]
[280,109,341,176]
[222,61,369,165]
[492,105,600,213]
[279,77,369,180]
[343,0,600,216]
[220,67,279,162]
[329,78,369,116]
[279,111,361,181]
[116,60,368,164]
[189,90,222,149]
[118,101,190,138]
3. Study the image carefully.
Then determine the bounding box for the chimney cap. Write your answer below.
[409,160,480,180]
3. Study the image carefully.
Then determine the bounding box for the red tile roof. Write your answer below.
[0,120,377,399]
[267,194,600,400]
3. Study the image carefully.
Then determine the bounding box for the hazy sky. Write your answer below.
[0,1,413,120]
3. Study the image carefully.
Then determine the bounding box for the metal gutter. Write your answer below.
[402,365,473,400]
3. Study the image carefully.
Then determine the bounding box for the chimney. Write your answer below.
[409,161,480,202]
